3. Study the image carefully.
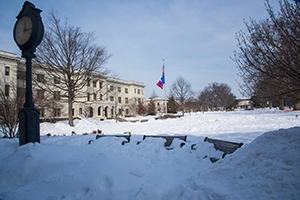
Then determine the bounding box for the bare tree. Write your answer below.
[184,100,199,114]
[127,98,138,117]
[107,80,122,122]
[232,0,300,109]
[169,76,194,115]
[149,90,158,99]
[35,11,111,126]
[198,82,236,111]
[137,101,147,116]
[0,84,24,138]
[199,87,212,111]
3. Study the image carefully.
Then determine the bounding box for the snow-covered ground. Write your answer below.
[0,108,299,199]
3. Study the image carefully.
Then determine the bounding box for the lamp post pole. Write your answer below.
[19,53,40,145]
[24,55,34,108]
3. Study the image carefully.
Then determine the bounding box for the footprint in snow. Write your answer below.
[98,176,114,191]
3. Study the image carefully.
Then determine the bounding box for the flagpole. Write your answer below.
[163,59,167,113]
[156,59,166,113]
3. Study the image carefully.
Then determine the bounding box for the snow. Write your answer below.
[0,108,299,199]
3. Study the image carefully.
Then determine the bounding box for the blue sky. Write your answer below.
[0,0,280,98]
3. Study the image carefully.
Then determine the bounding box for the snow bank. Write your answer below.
[0,110,299,199]
[0,127,299,199]
[178,127,300,199]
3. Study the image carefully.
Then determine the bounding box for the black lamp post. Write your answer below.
[13,1,44,145]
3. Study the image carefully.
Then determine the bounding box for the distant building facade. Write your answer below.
[144,97,168,113]
[235,98,253,110]
[0,50,145,121]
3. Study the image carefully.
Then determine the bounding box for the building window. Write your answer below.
[110,85,114,91]
[17,71,26,80]
[111,108,114,118]
[125,88,128,93]
[125,97,128,104]
[54,108,61,117]
[93,93,97,100]
[89,107,93,117]
[87,93,90,101]
[54,91,60,100]
[99,81,103,89]
[110,96,114,101]
[87,79,91,87]
[5,66,10,76]
[4,85,10,97]
[125,109,129,115]
[134,89,136,93]
[118,97,121,103]
[118,109,122,115]
[93,80,97,87]
[98,106,101,116]
[37,90,44,99]
[100,94,103,100]
[54,77,60,84]
[37,74,45,82]
[138,89,140,94]
[118,87,121,92]
[138,98,141,103]
[72,109,75,116]
[79,108,82,115]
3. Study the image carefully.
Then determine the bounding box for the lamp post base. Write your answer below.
[19,107,40,146]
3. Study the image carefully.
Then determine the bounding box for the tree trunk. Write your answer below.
[68,98,73,127]
[281,97,284,110]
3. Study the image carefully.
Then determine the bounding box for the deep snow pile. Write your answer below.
[179,127,300,199]
[0,109,299,199]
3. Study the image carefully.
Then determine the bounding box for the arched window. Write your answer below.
[98,106,101,116]
[89,107,93,117]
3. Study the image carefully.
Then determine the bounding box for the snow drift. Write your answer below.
[0,110,299,199]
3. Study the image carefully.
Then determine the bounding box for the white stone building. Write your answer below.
[0,50,145,121]
[0,50,19,99]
